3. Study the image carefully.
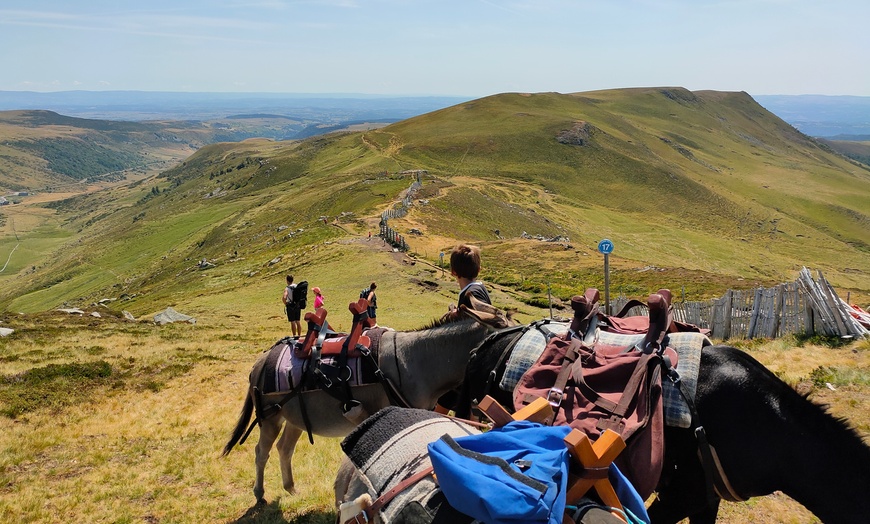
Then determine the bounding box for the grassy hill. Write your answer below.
[1,88,868,317]
[0,110,201,192]
[821,137,870,166]
[0,110,391,194]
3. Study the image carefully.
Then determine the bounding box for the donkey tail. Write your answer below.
[222,391,254,456]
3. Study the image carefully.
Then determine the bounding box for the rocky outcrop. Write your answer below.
[556,121,593,146]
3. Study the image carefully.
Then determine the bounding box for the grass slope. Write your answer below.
[1,307,868,523]
[1,88,869,316]
[0,110,199,192]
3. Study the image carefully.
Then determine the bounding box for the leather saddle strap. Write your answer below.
[526,338,581,424]
[667,366,744,503]
[598,354,662,436]
[346,466,436,524]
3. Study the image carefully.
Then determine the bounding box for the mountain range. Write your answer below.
[0,87,868,316]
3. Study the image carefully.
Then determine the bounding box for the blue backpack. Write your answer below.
[428,420,650,524]
[428,421,572,524]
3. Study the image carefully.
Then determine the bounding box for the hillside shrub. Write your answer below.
[809,365,870,388]
[13,138,142,180]
[0,360,112,417]
[522,296,551,308]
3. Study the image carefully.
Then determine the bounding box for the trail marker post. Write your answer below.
[547,280,553,319]
[598,239,614,315]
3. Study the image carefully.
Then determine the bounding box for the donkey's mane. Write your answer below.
[413,314,471,331]
[728,344,870,464]
[786,385,870,463]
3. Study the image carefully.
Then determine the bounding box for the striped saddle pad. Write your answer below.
[341,407,479,523]
[261,337,376,394]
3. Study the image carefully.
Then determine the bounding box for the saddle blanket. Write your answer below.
[499,321,569,392]
[341,406,479,523]
[501,323,709,428]
[262,337,375,394]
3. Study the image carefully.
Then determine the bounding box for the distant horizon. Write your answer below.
[2,89,868,139]
[2,89,870,99]
[3,1,868,97]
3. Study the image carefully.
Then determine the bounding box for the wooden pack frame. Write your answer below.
[478,395,627,523]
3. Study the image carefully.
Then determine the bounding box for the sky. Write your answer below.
[1,0,868,98]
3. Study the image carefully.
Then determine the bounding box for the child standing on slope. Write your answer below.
[448,244,491,318]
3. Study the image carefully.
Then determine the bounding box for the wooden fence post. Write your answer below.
[768,285,784,338]
[747,287,763,339]
[722,289,733,340]
[710,297,722,339]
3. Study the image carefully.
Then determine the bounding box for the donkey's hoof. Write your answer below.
[253,487,265,502]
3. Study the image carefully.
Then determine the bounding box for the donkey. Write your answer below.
[222,316,492,502]
[451,333,870,523]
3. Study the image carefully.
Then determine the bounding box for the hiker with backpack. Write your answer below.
[360,282,378,326]
[435,244,493,414]
[282,275,306,337]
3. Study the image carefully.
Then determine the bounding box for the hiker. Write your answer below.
[313,286,324,309]
[436,244,492,414]
[282,275,302,337]
[361,282,378,325]
[447,243,491,319]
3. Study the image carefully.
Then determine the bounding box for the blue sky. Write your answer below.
[1,0,867,97]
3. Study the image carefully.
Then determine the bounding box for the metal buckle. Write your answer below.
[348,511,369,524]
[514,459,532,471]
[546,387,564,408]
[314,367,332,389]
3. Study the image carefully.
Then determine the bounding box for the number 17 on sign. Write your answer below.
[597,239,614,315]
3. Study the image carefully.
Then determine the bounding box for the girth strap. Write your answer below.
[345,466,436,524]
[665,365,744,503]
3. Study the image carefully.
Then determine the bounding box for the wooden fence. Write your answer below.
[611,267,868,340]
[378,175,423,252]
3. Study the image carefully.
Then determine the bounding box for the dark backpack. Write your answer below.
[359,287,370,300]
[293,281,308,309]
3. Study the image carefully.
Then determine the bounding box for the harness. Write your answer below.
[241,300,413,446]
[477,320,563,403]
[663,364,745,502]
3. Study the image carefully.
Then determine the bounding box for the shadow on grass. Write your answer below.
[231,499,335,524]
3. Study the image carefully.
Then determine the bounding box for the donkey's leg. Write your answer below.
[254,416,283,502]
[276,423,303,494]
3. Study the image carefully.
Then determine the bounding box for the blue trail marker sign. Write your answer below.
[598,239,614,314]
[598,239,614,255]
